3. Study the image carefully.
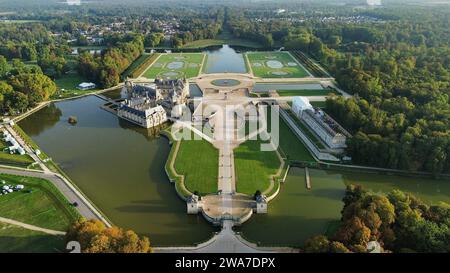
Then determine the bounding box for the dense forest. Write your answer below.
[0,24,60,114]
[77,35,144,88]
[226,6,450,174]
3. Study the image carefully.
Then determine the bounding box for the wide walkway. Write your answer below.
[156,220,295,253]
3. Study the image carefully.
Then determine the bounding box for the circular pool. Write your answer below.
[266,60,283,69]
[210,79,241,87]
[166,61,184,69]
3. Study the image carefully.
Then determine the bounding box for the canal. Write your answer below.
[202,45,248,74]
[18,95,216,246]
[239,167,450,247]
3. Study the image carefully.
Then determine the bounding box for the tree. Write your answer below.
[0,55,8,79]
[65,219,152,253]
[303,235,330,253]
[9,73,56,105]
[329,241,351,253]
[4,91,28,113]
[334,216,371,246]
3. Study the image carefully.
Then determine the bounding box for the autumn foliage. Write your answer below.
[65,219,152,253]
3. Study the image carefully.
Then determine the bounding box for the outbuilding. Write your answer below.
[77,82,97,90]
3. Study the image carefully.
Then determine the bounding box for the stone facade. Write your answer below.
[187,194,203,214]
[292,96,350,149]
[117,78,189,128]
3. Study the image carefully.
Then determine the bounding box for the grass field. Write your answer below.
[181,30,263,49]
[174,132,218,195]
[264,106,315,162]
[0,174,80,231]
[0,140,34,167]
[234,139,281,195]
[53,72,99,99]
[310,101,327,108]
[143,53,205,79]
[279,116,316,162]
[121,53,159,79]
[121,53,151,78]
[0,223,64,253]
[181,38,262,49]
[276,89,333,96]
[246,52,310,78]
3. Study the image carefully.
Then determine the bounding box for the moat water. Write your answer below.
[19,95,216,246]
[202,45,247,74]
[239,167,450,247]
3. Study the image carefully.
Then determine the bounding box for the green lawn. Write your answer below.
[246,52,310,78]
[311,101,327,108]
[0,152,34,166]
[0,174,80,231]
[13,125,49,162]
[0,223,64,253]
[0,140,34,167]
[276,89,333,96]
[181,38,262,49]
[181,29,263,49]
[53,72,99,99]
[143,53,205,79]
[234,139,281,195]
[121,53,152,78]
[264,106,316,162]
[279,116,316,162]
[174,131,218,195]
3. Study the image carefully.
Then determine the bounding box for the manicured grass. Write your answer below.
[234,139,281,195]
[143,53,205,79]
[174,131,218,195]
[53,72,99,99]
[276,89,333,96]
[279,116,316,162]
[121,53,156,79]
[310,101,327,108]
[265,106,315,162]
[0,139,34,167]
[246,51,310,78]
[181,30,263,49]
[13,125,49,161]
[181,38,262,49]
[0,223,64,253]
[0,152,34,166]
[0,174,80,231]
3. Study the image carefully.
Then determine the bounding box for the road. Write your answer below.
[155,220,296,253]
[0,166,110,226]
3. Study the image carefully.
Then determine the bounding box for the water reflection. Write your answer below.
[203,45,247,74]
[19,95,216,246]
